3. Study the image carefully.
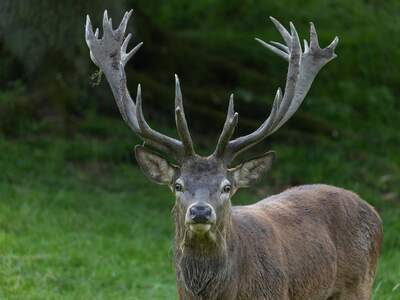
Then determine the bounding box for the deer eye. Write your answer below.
[175,182,183,192]
[222,184,232,194]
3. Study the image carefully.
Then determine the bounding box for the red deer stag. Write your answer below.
[85,9,383,300]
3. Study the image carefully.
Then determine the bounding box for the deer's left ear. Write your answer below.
[135,145,178,185]
[230,151,276,188]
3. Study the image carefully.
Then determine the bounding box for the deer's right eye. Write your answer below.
[175,182,183,192]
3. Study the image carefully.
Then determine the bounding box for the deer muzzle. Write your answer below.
[185,203,216,233]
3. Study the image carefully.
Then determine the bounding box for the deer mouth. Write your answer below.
[186,216,215,234]
[186,214,216,234]
[189,223,212,234]
[185,203,216,233]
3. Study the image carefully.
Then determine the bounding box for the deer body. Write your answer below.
[175,184,382,300]
[85,10,382,300]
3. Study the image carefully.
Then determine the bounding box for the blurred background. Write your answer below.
[0,0,399,299]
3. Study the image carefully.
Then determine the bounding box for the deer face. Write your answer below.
[174,158,230,234]
[135,146,275,235]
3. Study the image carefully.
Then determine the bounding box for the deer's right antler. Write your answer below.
[85,10,195,161]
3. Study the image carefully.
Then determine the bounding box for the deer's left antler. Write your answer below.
[214,17,339,162]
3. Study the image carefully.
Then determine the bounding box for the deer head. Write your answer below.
[85,10,338,246]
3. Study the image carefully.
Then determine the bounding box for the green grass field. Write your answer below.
[0,116,399,299]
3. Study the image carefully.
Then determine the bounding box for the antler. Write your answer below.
[85,11,338,165]
[214,17,339,163]
[85,10,195,161]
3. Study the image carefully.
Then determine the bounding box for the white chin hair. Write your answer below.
[189,224,211,233]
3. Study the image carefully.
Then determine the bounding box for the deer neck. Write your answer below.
[173,209,235,298]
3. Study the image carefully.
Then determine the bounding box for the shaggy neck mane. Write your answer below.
[173,206,233,298]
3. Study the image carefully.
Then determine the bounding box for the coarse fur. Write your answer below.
[173,183,383,300]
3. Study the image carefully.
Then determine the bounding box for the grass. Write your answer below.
[0,116,399,299]
[0,135,176,299]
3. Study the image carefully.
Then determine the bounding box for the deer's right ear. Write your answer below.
[135,145,178,185]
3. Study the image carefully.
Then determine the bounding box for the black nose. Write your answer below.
[189,205,212,223]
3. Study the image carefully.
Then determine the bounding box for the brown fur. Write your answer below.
[174,184,383,300]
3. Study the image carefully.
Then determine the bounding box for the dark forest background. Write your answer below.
[0,1,399,299]
[1,0,399,142]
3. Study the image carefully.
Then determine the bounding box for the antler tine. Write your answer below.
[174,75,196,156]
[85,10,192,161]
[269,16,291,45]
[85,16,98,66]
[220,18,338,162]
[309,22,320,50]
[214,94,239,159]
[102,10,113,37]
[123,40,143,67]
[255,38,288,61]
[117,9,133,37]
[135,85,183,156]
[224,88,281,159]
[120,84,168,153]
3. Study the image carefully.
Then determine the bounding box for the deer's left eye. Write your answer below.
[222,184,232,193]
